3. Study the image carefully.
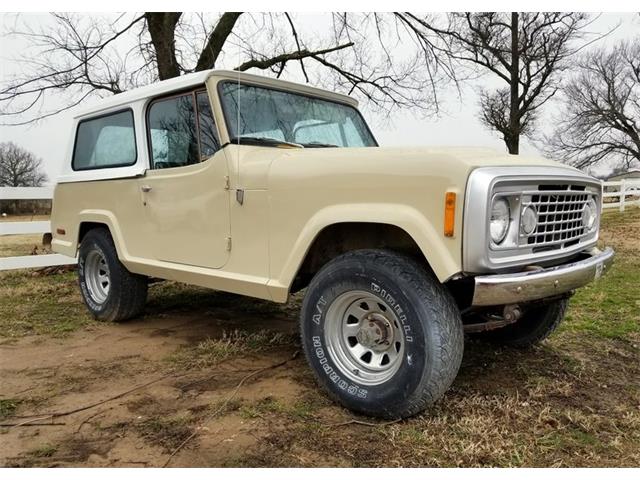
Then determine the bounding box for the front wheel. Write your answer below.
[471,299,569,348]
[300,249,464,419]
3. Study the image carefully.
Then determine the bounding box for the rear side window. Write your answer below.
[72,110,137,170]
[147,90,220,169]
[148,94,198,169]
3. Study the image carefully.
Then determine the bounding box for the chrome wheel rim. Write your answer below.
[324,290,405,386]
[84,249,110,304]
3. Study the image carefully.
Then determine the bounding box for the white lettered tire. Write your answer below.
[300,249,464,418]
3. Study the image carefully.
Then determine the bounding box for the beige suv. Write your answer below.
[51,70,614,418]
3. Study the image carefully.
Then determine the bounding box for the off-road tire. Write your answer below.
[78,228,148,322]
[300,249,464,419]
[473,298,569,348]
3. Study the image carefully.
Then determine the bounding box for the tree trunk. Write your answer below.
[504,132,519,155]
[508,12,520,155]
[145,13,182,80]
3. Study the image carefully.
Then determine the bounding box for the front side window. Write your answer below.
[147,90,219,169]
[72,110,136,170]
[219,82,377,148]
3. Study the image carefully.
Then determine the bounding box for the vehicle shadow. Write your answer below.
[136,280,586,403]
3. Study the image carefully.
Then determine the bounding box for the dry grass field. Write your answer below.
[0,208,638,467]
[0,215,50,258]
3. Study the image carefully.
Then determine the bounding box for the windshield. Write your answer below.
[218,82,377,148]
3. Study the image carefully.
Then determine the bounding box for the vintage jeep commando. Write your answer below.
[51,70,614,418]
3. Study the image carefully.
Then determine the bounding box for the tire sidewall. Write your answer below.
[301,257,440,417]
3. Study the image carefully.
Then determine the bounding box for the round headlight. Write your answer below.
[490,197,510,244]
[520,204,537,236]
[582,198,598,230]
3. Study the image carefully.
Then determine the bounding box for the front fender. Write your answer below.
[267,202,462,301]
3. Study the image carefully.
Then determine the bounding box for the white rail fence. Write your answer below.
[601,179,640,212]
[0,186,76,271]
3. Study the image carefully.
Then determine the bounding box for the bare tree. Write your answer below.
[544,40,640,171]
[1,12,452,125]
[0,141,47,186]
[395,12,597,154]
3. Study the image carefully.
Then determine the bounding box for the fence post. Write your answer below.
[619,179,626,212]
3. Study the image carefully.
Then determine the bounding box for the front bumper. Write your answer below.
[471,247,615,307]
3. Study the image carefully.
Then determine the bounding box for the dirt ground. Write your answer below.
[1,209,639,467]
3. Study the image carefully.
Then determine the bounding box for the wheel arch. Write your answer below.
[272,204,462,299]
[78,221,109,243]
[289,222,429,293]
[75,211,128,261]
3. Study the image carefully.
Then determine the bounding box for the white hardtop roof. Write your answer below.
[72,69,358,119]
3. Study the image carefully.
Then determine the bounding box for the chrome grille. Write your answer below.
[521,188,591,248]
[464,166,603,272]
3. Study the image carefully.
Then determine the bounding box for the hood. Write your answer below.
[236,144,589,191]
[278,145,578,172]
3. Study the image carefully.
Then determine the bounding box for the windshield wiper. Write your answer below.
[228,136,303,148]
[300,142,339,148]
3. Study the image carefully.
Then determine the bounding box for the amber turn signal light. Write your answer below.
[444,192,456,237]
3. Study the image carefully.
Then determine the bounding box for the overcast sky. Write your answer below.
[1,12,638,184]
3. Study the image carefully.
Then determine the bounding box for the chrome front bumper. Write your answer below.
[471,247,615,307]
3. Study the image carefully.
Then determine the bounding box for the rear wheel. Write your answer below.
[78,228,148,322]
[300,249,464,419]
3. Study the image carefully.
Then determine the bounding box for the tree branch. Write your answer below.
[284,13,309,82]
[544,39,640,170]
[234,42,354,72]
[195,12,242,71]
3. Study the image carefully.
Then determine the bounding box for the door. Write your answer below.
[140,90,230,269]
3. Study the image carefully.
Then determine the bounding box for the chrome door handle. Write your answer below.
[141,185,152,193]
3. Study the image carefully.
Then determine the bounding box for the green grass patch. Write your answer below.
[397,425,426,443]
[0,270,95,338]
[562,209,640,340]
[0,398,20,419]
[239,396,317,420]
[536,428,601,452]
[167,329,296,369]
[27,444,58,458]
[136,414,195,451]
[204,398,244,418]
